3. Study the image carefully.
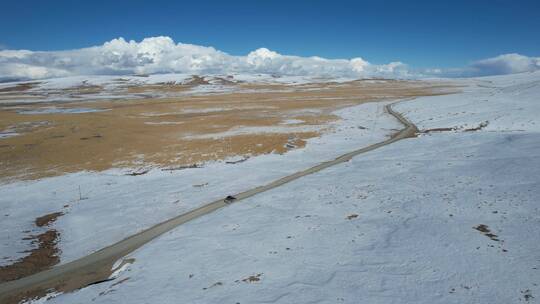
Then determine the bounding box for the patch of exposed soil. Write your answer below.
[420,127,456,133]
[473,224,500,242]
[2,254,135,304]
[420,121,489,134]
[346,214,359,220]
[202,281,223,290]
[522,289,534,302]
[126,83,189,94]
[239,273,263,283]
[184,75,210,86]
[0,82,40,93]
[464,121,489,132]
[35,212,63,227]
[125,169,150,176]
[0,212,63,283]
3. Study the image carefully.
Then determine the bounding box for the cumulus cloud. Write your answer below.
[468,53,540,76]
[0,36,538,81]
[0,36,402,80]
[420,53,540,78]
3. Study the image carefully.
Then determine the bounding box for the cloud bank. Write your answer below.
[468,53,540,76]
[0,36,538,81]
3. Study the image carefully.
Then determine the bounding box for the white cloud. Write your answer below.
[0,36,538,81]
[469,53,540,76]
[0,63,69,80]
[0,36,391,80]
[350,57,369,73]
[374,62,410,77]
[420,53,540,78]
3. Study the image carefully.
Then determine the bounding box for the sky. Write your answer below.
[0,0,539,80]
[2,0,540,67]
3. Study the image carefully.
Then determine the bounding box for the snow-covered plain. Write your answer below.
[5,71,540,303]
[0,98,400,265]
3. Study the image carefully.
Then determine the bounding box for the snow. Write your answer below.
[0,73,362,105]
[21,291,62,304]
[0,121,51,140]
[3,71,540,303]
[0,100,398,265]
[394,73,540,133]
[0,129,18,139]
[182,125,327,140]
[143,121,184,126]
[280,119,305,125]
[17,107,109,114]
[49,132,540,304]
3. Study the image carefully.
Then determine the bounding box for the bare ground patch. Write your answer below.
[0,82,40,93]
[0,212,63,283]
[473,224,500,242]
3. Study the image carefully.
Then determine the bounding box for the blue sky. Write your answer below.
[1,0,539,68]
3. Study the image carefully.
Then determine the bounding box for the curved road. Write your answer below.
[0,100,418,303]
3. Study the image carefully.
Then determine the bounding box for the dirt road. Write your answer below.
[0,100,418,303]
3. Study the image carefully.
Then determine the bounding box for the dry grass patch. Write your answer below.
[0,80,453,181]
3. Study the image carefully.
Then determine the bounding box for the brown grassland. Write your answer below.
[0,80,450,181]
